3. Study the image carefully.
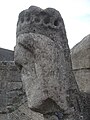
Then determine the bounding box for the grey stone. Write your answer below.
[71,34,90,69]
[80,93,90,120]
[0,61,26,114]
[0,61,43,120]
[71,34,90,120]
[15,6,83,120]
[0,48,14,61]
[73,69,90,93]
[71,34,90,93]
[0,102,43,120]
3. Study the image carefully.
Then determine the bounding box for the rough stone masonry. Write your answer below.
[71,34,90,120]
[15,6,84,120]
[0,61,43,120]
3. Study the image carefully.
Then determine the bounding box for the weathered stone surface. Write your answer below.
[71,34,90,120]
[81,93,90,120]
[73,69,90,93]
[0,61,26,114]
[0,48,14,61]
[0,61,43,120]
[15,6,83,120]
[71,34,90,69]
[71,34,90,93]
[0,102,43,120]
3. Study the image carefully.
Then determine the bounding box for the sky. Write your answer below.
[0,0,90,50]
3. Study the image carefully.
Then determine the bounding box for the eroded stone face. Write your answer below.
[15,6,82,119]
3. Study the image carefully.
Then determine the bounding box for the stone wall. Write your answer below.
[0,61,43,120]
[71,34,90,93]
[71,35,90,120]
[0,48,14,61]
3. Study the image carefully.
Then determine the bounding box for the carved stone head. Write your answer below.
[15,6,82,119]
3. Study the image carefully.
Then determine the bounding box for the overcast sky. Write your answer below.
[0,0,90,50]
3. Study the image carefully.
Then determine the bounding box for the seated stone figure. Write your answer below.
[15,6,84,120]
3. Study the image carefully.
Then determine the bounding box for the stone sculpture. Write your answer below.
[15,6,83,120]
